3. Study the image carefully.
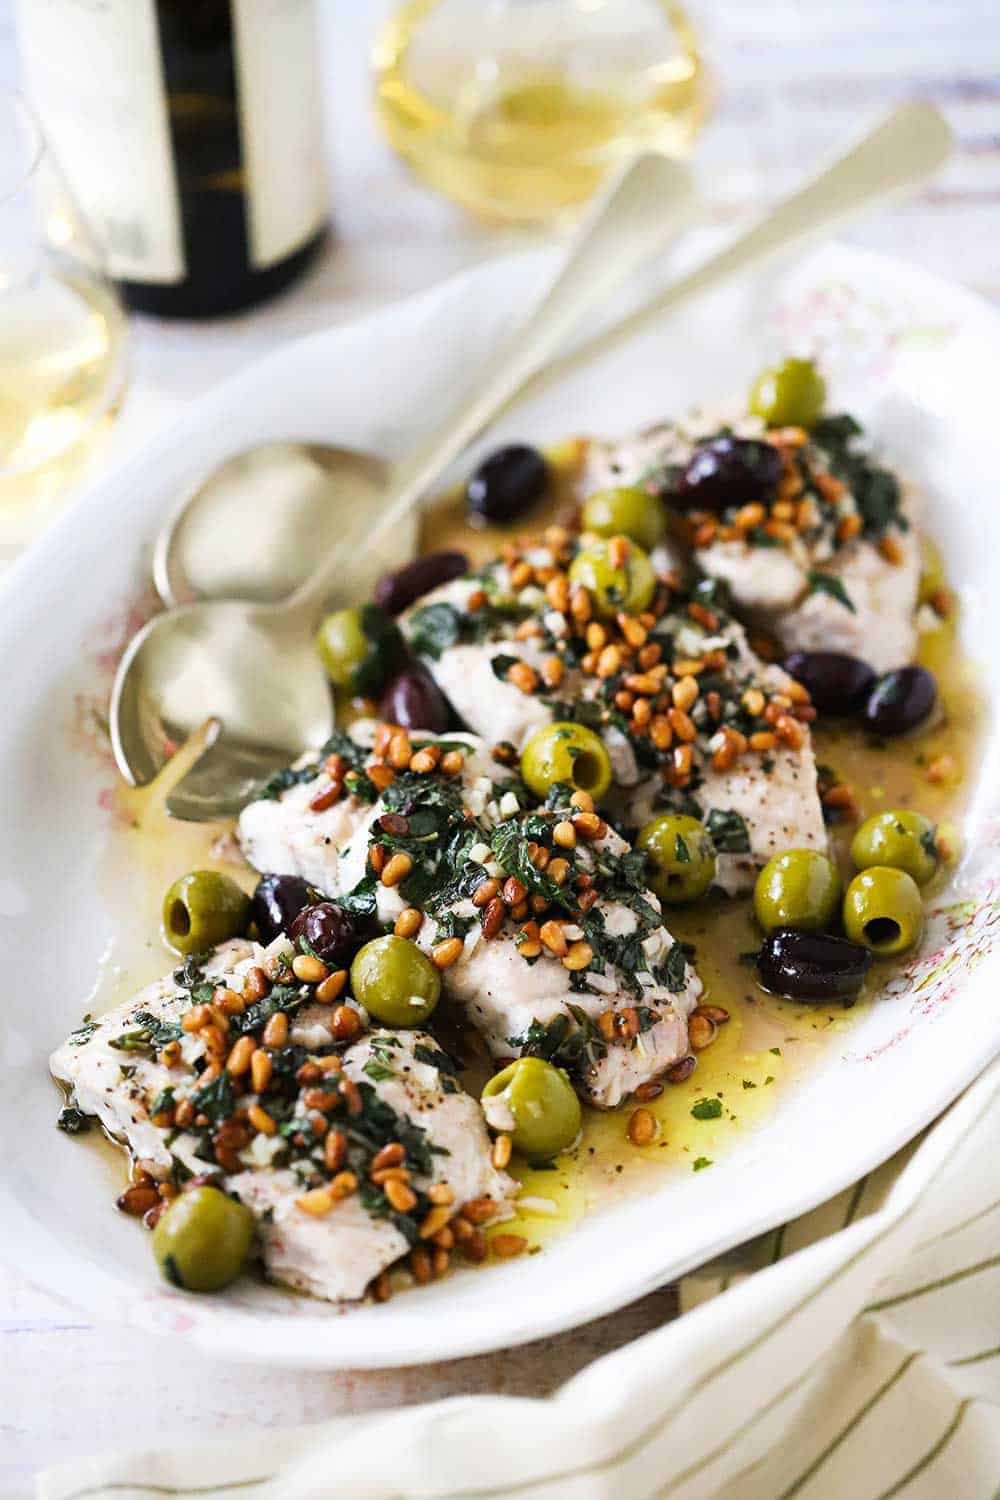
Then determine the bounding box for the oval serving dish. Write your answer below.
[1,242,999,1369]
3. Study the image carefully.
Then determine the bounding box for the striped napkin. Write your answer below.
[38,1057,1000,1500]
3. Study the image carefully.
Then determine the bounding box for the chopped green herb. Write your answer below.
[691,1097,723,1120]
[807,570,856,614]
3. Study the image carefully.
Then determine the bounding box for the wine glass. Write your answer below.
[0,89,127,548]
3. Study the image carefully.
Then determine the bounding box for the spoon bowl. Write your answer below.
[154,442,402,608]
[111,599,334,818]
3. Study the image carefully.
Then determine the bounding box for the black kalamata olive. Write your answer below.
[756,929,873,1002]
[289,902,361,966]
[466,444,549,524]
[783,650,877,717]
[674,436,783,513]
[863,666,937,738]
[380,667,451,733]
[374,551,469,617]
[250,874,317,944]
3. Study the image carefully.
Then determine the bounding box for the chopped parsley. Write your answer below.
[691,1097,723,1121]
[705,808,751,854]
[806,571,856,614]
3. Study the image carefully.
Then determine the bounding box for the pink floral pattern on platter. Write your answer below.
[773,276,956,391]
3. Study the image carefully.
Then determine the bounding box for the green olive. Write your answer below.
[152,1186,255,1293]
[851,809,938,887]
[636,813,716,904]
[482,1057,581,1159]
[315,604,398,696]
[520,721,613,803]
[843,867,924,957]
[350,934,441,1026]
[162,871,251,955]
[749,357,826,430]
[567,539,656,619]
[581,487,665,552]
[753,849,841,934]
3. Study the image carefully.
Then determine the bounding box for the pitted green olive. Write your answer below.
[315,604,399,696]
[851,810,938,886]
[153,1186,255,1292]
[749,357,826,429]
[162,871,250,955]
[350,935,441,1026]
[482,1057,581,1159]
[753,850,841,935]
[520,721,612,802]
[843,867,924,957]
[567,539,656,618]
[636,814,716,904]
[581,487,665,551]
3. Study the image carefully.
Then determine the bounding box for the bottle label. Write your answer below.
[16,0,328,284]
[231,0,328,270]
[17,0,185,284]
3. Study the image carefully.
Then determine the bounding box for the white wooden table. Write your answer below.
[3,3,999,1494]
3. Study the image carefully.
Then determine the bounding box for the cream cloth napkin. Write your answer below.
[38,1058,1000,1500]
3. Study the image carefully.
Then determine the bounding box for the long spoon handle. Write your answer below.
[285,153,698,618]
[515,102,952,408]
[289,102,950,620]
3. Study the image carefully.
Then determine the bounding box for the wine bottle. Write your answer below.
[16,0,329,319]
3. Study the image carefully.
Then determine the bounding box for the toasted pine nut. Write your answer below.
[249,1104,276,1135]
[668,706,697,742]
[472,878,501,908]
[324,1130,348,1172]
[572,811,606,841]
[693,1004,730,1025]
[315,969,348,1004]
[388,732,413,769]
[492,1234,528,1259]
[627,1107,657,1146]
[665,1054,696,1084]
[553,820,577,848]
[688,1014,717,1050]
[409,748,439,774]
[380,851,413,887]
[297,1187,336,1216]
[370,1142,406,1173]
[540,655,565,689]
[539,920,568,957]
[330,1170,358,1201]
[292,953,329,984]
[428,1182,455,1206]
[394,907,423,938]
[367,764,396,792]
[439,750,465,776]
[562,940,593,972]
[507,661,538,694]
[225,1034,256,1076]
[596,644,622,678]
[420,1204,453,1240]
[432,936,464,969]
[385,1177,418,1214]
[262,1012,288,1048]
[492,1134,512,1169]
[672,675,699,712]
[242,966,270,1002]
[570,789,594,812]
[480,897,506,940]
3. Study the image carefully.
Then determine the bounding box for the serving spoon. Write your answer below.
[113,152,700,817]
[152,442,408,609]
[112,104,951,821]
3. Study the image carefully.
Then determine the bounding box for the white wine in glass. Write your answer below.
[0,90,127,552]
